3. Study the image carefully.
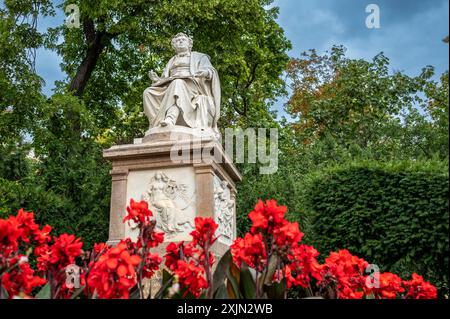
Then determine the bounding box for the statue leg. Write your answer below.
[143,87,164,127]
[161,105,180,126]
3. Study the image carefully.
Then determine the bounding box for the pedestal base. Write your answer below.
[103,127,241,260]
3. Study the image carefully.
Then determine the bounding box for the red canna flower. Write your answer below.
[147,230,165,248]
[172,260,208,297]
[37,233,83,272]
[248,199,287,234]
[87,241,141,299]
[402,273,437,299]
[231,233,267,272]
[33,224,52,246]
[142,252,162,279]
[1,257,46,298]
[15,209,39,244]
[93,242,109,255]
[123,199,153,226]
[367,272,404,299]
[190,217,218,247]
[273,220,304,248]
[164,241,186,271]
[0,216,21,257]
[318,249,369,299]
[281,244,322,288]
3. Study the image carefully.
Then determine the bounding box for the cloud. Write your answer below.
[270,0,449,119]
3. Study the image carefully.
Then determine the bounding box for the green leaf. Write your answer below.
[263,255,278,286]
[263,280,286,299]
[0,284,9,299]
[214,284,229,299]
[35,283,51,299]
[213,249,232,293]
[129,285,141,299]
[154,270,174,299]
[239,264,256,299]
[225,262,241,299]
[70,285,86,299]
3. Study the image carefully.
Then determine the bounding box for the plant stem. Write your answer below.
[204,240,214,299]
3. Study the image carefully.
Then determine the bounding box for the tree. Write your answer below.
[46,0,290,141]
[0,1,52,177]
[284,46,447,160]
[1,0,292,247]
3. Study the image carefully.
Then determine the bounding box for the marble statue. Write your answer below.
[214,180,234,244]
[142,171,194,237]
[143,32,221,134]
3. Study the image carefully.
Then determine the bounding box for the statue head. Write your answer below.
[171,32,193,53]
[154,172,163,181]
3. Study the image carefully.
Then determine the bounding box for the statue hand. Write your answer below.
[148,70,160,82]
[194,70,210,78]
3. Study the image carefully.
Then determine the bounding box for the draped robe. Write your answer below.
[143,51,220,130]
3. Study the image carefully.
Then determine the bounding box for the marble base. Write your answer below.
[103,127,241,259]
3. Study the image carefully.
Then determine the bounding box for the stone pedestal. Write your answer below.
[103,126,241,259]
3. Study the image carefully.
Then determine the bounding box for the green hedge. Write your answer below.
[0,178,109,248]
[302,160,449,296]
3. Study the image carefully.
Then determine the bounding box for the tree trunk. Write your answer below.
[69,31,108,97]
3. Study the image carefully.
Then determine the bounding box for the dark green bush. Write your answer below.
[0,177,109,249]
[302,160,449,296]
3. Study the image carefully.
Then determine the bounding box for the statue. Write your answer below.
[143,33,221,135]
[214,180,234,244]
[142,171,194,238]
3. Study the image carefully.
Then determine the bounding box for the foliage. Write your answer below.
[46,0,291,142]
[301,160,449,297]
[0,176,108,248]
[0,93,111,248]
[0,1,52,144]
[1,1,292,251]
[0,199,438,299]
[237,47,448,239]
[285,46,448,160]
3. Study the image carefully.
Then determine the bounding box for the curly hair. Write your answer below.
[171,32,193,51]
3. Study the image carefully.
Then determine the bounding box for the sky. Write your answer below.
[33,0,449,118]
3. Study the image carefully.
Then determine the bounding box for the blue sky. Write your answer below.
[34,0,449,117]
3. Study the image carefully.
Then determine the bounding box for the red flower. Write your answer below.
[147,230,164,248]
[142,252,162,279]
[318,249,369,299]
[164,242,184,270]
[33,224,52,246]
[1,257,46,298]
[87,242,141,299]
[0,209,51,250]
[164,240,209,298]
[367,272,404,299]
[15,209,39,244]
[248,199,287,234]
[231,233,267,272]
[190,217,218,247]
[172,260,208,297]
[93,242,109,255]
[0,216,21,257]
[273,221,304,248]
[123,199,153,226]
[403,273,437,299]
[37,233,83,271]
[281,244,322,288]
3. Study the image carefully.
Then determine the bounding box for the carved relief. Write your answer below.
[142,171,195,239]
[214,178,235,245]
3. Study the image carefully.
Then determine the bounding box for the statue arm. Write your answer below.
[195,55,215,80]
